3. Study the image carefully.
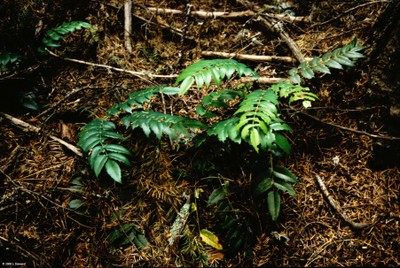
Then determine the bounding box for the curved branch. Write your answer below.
[315,175,370,229]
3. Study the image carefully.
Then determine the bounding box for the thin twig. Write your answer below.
[315,174,370,229]
[301,112,400,140]
[45,49,177,81]
[1,112,83,157]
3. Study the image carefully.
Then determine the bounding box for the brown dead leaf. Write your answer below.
[59,120,76,142]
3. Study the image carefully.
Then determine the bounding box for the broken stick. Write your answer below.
[315,174,370,229]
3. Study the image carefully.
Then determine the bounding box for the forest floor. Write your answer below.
[1,0,399,267]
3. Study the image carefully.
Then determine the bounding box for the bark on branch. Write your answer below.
[146,6,309,23]
[201,50,312,63]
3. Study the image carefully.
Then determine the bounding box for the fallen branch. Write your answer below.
[1,112,83,157]
[146,6,309,23]
[315,174,370,229]
[202,50,313,63]
[301,112,400,140]
[45,49,178,81]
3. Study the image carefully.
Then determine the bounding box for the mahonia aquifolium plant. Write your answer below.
[78,38,365,220]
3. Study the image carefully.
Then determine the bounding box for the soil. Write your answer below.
[1,0,399,267]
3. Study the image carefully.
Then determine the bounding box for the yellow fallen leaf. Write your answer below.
[200,229,223,250]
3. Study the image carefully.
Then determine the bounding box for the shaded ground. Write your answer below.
[1,0,399,267]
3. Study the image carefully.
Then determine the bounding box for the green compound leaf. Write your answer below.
[122,111,207,141]
[175,59,258,94]
[232,89,291,152]
[288,37,365,82]
[78,119,121,153]
[78,119,130,183]
[107,86,161,117]
[41,21,92,49]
